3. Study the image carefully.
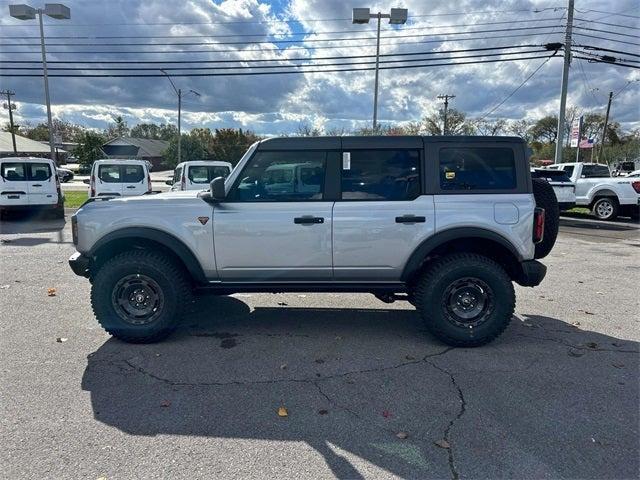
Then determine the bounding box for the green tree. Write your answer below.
[529,116,558,144]
[2,122,20,134]
[472,118,507,136]
[208,128,262,166]
[104,115,130,139]
[163,133,207,168]
[507,119,532,142]
[130,123,178,141]
[23,123,50,141]
[73,131,106,167]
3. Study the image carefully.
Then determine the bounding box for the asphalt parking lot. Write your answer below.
[1,213,638,479]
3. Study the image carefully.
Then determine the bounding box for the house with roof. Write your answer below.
[102,137,169,170]
[0,132,67,160]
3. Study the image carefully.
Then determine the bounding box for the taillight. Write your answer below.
[147,173,152,193]
[533,207,545,244]
[90,175,95,197]
[632,181,640,194]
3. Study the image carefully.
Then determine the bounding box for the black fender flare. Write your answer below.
[401,227,524,281]
[89,227,207,283]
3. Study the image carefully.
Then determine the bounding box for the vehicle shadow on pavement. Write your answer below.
[0,212,66,235]
[81,296,639,479]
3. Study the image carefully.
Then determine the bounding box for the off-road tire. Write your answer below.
[532,178,559,259]
[591,197,619,221]
[414,253,515,347]
[91,250,191,343]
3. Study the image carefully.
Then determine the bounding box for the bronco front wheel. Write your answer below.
[414,253,515,347]
[91,250,190,343]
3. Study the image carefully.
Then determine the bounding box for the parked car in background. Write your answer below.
[531,168,575,211]
[549,162,640,220]
[623,170,640,178]
[0,157,64,218]
[57,167,74,183]
[167,161,233,191]
[86,159,151,198]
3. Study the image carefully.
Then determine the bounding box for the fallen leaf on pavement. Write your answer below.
[160,400,171,408]
[585,342,598,349]
[47,288,57,296]
[318,409,328,415]
[405,355,416,360]
[315,359,325,364]
[568,348,585,357]
[382,410,392,418]
[280,364,287,370]
[612,363,624,368]
[434,439,450,449]
[396,431,409,439]
[572,321,581,326]
[277,302,288,306]
[277,406,288,417]
[56,337,68,343]
[0,285,9,289]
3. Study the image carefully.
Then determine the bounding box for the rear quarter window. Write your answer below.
[1,162,26,181]
[439,147,516,191]
[98,165,121,183]
[28,163,52,181]
[122,165,144,183]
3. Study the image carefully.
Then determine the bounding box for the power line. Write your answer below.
[0,44,544,65]
[613,79,639,97]
[0,17,566,40]
[0,25,564,47]
[573,33,640,47]
[574,9,640,20]
[572,55,640,69]
[0,32,566,55]
[0,49,551,72]
[575,44,640,58]
[572,49,640,64]
[573,18,640,30]
[477,54,556,120]
[0,53,556,77]
[573,25,640,39]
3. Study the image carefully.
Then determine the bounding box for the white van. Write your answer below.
[168,161,233,191]
[89,159,151,197]
[0,157,64,218]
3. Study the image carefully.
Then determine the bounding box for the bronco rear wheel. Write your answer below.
[91,249,191,343]
[414,253,515,347]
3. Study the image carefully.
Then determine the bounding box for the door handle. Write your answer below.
[32,184,42,187]
[126,185,136,189]
[395,215,426,223]
[294,216,324,225]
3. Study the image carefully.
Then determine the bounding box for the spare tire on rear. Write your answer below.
[532,178,559,259]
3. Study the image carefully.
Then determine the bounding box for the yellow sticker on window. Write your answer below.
[445,171,456,180]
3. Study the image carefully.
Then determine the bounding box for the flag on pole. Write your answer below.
[579,138,595,149]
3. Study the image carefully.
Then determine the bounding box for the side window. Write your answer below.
[582,164,610,178]
[341,149,420,200]
[439,147,516,190]
[27,163,52,181]
[1,162,26,181]
[122,165,144,183]
[562,165,575,177]
[229,151,326,202]
[210,166,230,179]
[188,166,210,184]
[173,166,183,184]
[98,165,121,183]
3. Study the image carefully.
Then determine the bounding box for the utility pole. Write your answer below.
[437,94,455,135]
[597,91,613,164]
[1,89,17,153]
[160,69,199,164]
[554,0,574,164]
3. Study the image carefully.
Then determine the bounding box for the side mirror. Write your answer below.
[82,179,90,185]
[165,179,174,185]
[210,176,226,200]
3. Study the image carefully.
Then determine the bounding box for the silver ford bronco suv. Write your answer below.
[69,136,558,347]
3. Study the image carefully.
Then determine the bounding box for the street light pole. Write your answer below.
[9,3,70,164]
[160,70,200,164]
[353,7,408,130]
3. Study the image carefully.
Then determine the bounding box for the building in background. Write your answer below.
[0,132,67,160]
[102,137,169,170]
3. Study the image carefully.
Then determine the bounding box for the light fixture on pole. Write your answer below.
[9,3,70,163]
[160,70,200,164]
[352,7,407,130]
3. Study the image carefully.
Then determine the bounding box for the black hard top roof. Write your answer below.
[257,135,525,150]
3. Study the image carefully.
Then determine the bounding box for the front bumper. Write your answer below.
[515,260,547,287]
[69,251,90,278]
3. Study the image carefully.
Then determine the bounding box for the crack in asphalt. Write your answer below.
[425,359,466,480]
[515,333,638,354]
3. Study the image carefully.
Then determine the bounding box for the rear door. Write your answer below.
[186,165,211,191]
[332,137,434,280]
[120,163,147,196]
[0,161,29,206]
[26,161,57,205]
[96,163,123,196]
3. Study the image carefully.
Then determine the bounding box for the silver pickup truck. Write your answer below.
[69,136,558,347]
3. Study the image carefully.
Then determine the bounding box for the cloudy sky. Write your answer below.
[0,0,638,136]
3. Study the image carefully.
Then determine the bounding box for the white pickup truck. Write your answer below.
[550,162,640,220]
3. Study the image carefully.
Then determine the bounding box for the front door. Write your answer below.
[332,141,434,280]
[213,149,333,281]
